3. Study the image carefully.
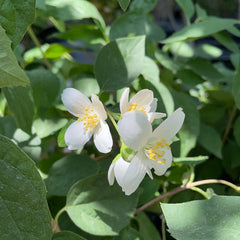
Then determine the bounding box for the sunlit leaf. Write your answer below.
[161,17,238,44]
[66,173,139,236]
[0,135,52,240]
[162,196,240,240]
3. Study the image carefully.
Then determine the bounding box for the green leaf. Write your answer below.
[33,117,68,139]
[72,75,100,97]
[136,212,161,240]
[57,119,75,147]
[45,154,98,196]
[173,91,200,157]
[232,59,240,109]
[194,44,222,59]
[175,0,194,24]
[3,86,34,134]
[0,0,35,48]
[161,196,240,240]
[155,50,183,73]
[26,69,61,108]
[117,0,131,11]
[129,0,158,13]
[141,56,159,83]
[95,36,145,91]
[161,17,239,44]
[198,123,222,158]
[44,43,71,59]
[52,231,86,240]
[214,31,240,53]
[233,116,240,147]
[113,227,142,240]
[0,25,29,87]
[186,58,224,82]
[0,135,52,240]
[44,0,105,31]
[174,156,208,166]
[110,12,165,42]
[66,173,139,236]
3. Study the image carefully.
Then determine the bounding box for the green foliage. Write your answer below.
[0,135,52,240]
[117,0,131,11]
[0,25,29,87]
[3,86,34,134]
[95,36,145,91]
[0,0,35,48]
[66,173,139,236]
[162,196,240,240]
[52,231,86,240]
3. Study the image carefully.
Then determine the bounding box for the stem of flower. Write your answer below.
[53,206,67,232]
[107,111,119,134]
[27,26,52,70]
[134,179,240,215]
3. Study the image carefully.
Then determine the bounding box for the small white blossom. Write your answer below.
[61,88,113,153]
[120,88,166,122]
[108,108,185,195]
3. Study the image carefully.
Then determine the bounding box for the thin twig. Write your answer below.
[134,179,240,215]
[222,104,237,144]
[27,26,52,70]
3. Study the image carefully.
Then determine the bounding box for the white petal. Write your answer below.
[108,162,115,185]
[121,151,148,195]
[120,88,130,114]
[148,148,172,176]
[91,94,107,120]
[61,88,92,117]
[130,89,153,107]
[118,111,152,151]
[114,157,130,186]
[150,98,158,112]
[148,112,166,123]
[152,108,185,141]
[93,120,113,153]
[65,121,93,150]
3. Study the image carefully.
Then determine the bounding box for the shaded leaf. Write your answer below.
[117,0,131,11]
[45,154,98,196]
[0,135,52,240]
[0,26,29,87]
[95,36,145,91]
[129,0,158,13]
[52,231,86,240]
[198,123,222,158]
[176,0,194,24]
[0,0,35,48]
[173,91,200,157]
[3,86,34,134]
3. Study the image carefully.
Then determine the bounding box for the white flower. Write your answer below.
[61,88,113,153]
[120,88,166,122]
[108,108,185,195]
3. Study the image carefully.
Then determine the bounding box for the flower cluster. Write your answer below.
[62,87,185,195]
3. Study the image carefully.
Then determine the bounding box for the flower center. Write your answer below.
[128,103,146,114]
[145,138,170,164]
[77,107,99,131]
